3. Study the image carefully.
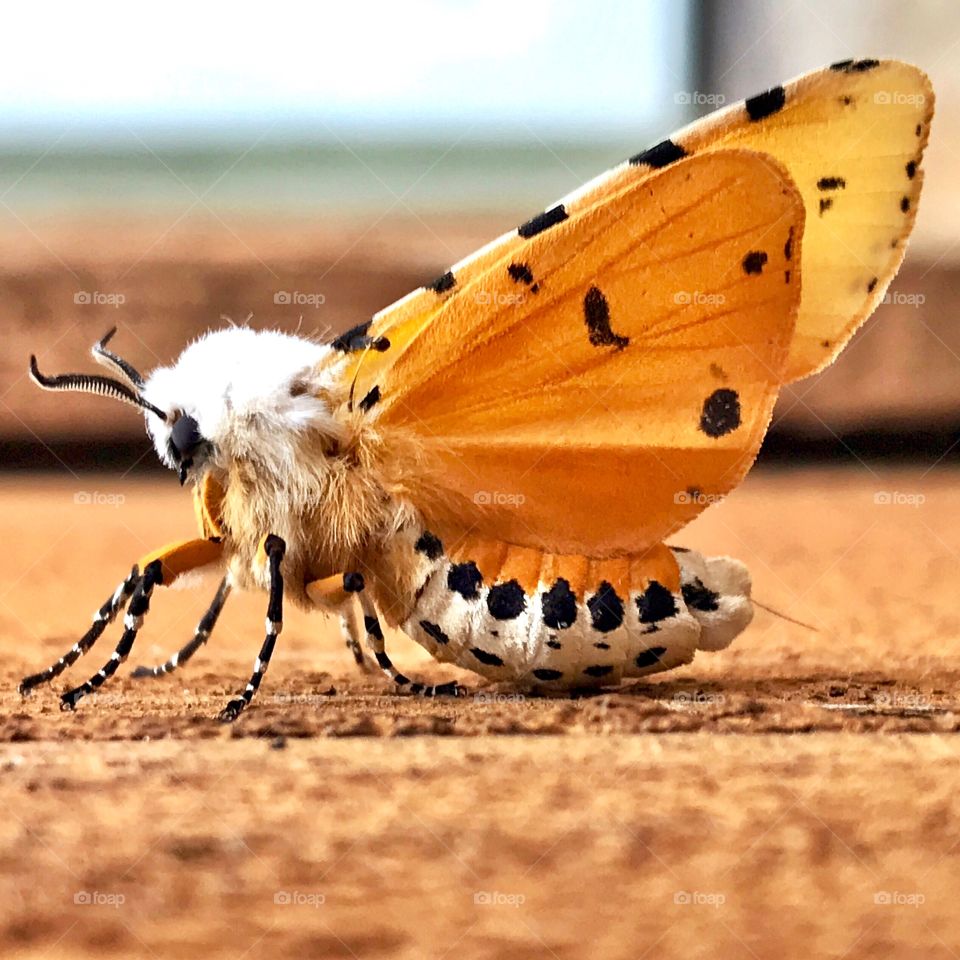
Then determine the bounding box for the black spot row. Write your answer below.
[487,580,526,620]
[636,581,677,623]
[542,578,577,629]
[587,581,624,633]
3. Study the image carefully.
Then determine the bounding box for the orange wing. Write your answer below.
[336,59,930,393]
[357,150,802,557]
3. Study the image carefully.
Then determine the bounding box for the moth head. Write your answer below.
[30,327,342,485]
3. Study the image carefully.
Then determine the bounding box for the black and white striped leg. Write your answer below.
[357,589,460,697]
[218,536,285,722]
[131,575,232,679]
[60,560,163,711]
[19,565,140,695]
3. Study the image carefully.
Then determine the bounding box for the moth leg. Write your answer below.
[339,595,370,671]
[19,565,140,694]
[59,537,224,711]
[218,535,285,722]
[131,574,232,679]
[305,572,369,671]
[60,560,163,710]
[356,585,460,697]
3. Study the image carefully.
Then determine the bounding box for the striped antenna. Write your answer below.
[29,355,167,421]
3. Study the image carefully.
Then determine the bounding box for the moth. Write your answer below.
[21,59,933,720]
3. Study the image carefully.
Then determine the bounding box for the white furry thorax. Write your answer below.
[143,327,343,478]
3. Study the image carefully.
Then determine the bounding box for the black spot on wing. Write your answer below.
[637,581,678,624]
[819,197,833,216]
[901,196,911,213]
[331,320,372,352]
[546,639,562,650]
[419,620,450,645]
[470,647,504,667]
[542,579,577,630]
[830,58,879,73]
[587,581,624,633]
[448,562,483,600]
[745,85,786,121]
[784,227,794,262]
[487,580,526,620]
[358,385,381,412]
[583,286,629,349]
[817,176,846,190]
[742,251,767,275]
[629,138,688,168]
[414,530,444,561]
[507,262,534,285]
[906,160,917,180]
[428,271,456,294]
[635,646,667,669]
[867,277,878,293]
[533,668,563,681]
[593,641,611,650]
[699,388,741,438]
[682,578,720,612]
[518,204,568,238]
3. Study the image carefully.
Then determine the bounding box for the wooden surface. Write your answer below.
[0,467,958,957]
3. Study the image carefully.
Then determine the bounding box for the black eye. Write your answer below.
[170,415,203,460]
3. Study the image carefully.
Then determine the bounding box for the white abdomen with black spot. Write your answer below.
[394,529,753,689]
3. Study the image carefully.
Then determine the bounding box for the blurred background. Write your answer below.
[0,0,957,469]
